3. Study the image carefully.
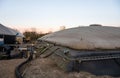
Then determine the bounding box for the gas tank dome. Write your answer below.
[38,26,120,50]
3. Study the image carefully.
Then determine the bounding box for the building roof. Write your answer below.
[9,28,24,37]
[39,25,120,50]
[0,24,15,35]
[0,24,24,37]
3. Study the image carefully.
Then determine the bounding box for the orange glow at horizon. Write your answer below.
[12,27,60,33]
[9,24,120,34]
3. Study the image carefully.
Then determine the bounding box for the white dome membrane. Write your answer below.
[39,26,120,50]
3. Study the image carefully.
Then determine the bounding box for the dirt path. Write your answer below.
[24,58,115,78]
[0,59,26,78]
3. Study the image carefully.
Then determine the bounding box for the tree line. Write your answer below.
[23,31,50,42]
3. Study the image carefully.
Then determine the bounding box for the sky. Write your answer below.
[0,0,120,33]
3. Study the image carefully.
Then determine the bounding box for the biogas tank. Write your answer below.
[36,25,120,77]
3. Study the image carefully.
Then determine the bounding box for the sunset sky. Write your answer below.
[0,0,120,33]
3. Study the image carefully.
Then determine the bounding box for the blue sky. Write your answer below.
[0,0,120,32]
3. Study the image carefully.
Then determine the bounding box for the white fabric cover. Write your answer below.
[39,26,120,50]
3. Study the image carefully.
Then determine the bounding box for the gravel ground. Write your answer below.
[24,58,119,78]
[0,59,26,78]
